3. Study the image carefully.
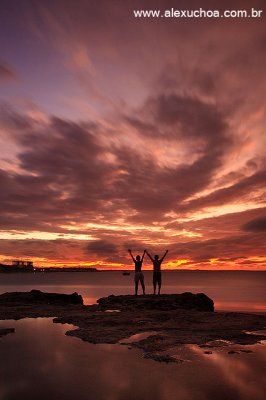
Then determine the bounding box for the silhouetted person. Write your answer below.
[146,250,168,295]
[128,249,146,295]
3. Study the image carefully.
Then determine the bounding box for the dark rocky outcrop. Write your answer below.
[0,291,265,363]
[0,289,83,305]
[97,293,214,312]
[0,328,15,338]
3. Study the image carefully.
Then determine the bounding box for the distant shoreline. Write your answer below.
[0,264,98,273]
[0,267,266,273]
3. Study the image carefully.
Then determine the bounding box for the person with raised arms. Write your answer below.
[145,250,168,295]
[128,249,146,296]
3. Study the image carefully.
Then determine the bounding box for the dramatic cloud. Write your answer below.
[242,217,266,232]
[86,240,118,256]
[0,0,265,268]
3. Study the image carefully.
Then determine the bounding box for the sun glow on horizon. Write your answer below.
[0,2,265,270]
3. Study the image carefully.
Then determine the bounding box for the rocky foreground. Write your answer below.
[0,290,265,362]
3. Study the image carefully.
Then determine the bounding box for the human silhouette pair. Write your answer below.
[128,249,168,295]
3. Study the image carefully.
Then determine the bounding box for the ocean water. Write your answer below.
[0,270,265,311]
[0,271,265,400]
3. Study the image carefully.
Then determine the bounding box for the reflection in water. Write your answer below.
[191,344,266,399]
[0,318,265,400]
[120,331,158,344]
[0,271,265,311]
[214,301,266,312]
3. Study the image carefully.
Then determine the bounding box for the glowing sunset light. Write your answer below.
[0,1,265,270]
[0,231,96,241]
[184,204,266,222]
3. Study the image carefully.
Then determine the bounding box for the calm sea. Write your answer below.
[0,270,265,311]
[0,271,265,400]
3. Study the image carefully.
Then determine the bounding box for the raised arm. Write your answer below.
[145,250,154,261]
[141,250,146,262]
[161,250,168,261]
[128,249,135,262]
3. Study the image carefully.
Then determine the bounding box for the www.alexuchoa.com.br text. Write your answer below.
[133,8,263,19]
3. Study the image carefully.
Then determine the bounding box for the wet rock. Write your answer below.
[0,291,265,363]
[97,293,214,312]
[0,328,15,338]
[0,290,83,305]
[143,353,182,363]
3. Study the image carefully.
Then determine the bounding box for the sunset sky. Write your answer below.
[0,0,265,269]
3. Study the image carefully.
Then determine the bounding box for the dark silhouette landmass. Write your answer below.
[0,290,265,362]
[0,289,83,304]
[0,261,34,273]
[40,267,98,272]
[0,263,98,273]
[97,293,214,311]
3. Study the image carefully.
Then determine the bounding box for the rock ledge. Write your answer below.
[97,293,214,312]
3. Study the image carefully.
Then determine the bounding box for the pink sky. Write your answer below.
[0,0,265,269]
